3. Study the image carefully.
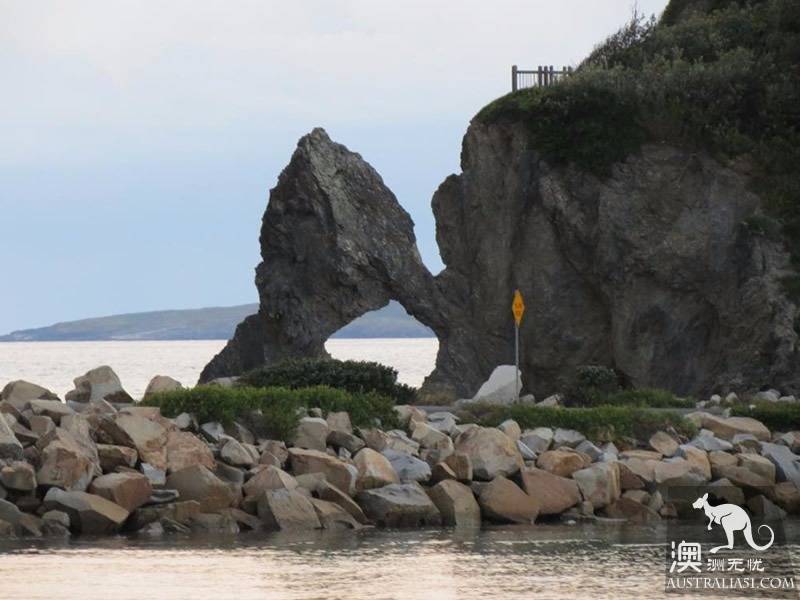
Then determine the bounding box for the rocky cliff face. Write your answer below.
[202,122,799,399]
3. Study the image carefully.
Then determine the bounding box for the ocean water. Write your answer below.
[0,523,763,600]
[0,338,439,399]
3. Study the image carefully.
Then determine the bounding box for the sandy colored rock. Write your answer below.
[653,459,692,484]
[143,375,182,398]
[536,450,588,478]
[257,488,321,531]
[65,366,133,404]
[0,461,36,491]
[677,445,711,481]
[290,447,357,495]
[738,454,776,484]
[0,414,23,461]
[88,472,152,512]
[310,498,362,530]
[353,448,398,490]
[520,466,581,515]
[97,444,138,471]
[165,465,235,512]
[37,428,99,491]
[114,414,168,470]
[243,466,298,497]
[477,476,539,524]
[29,400,74,425]
[220,438,256,468]
[649,431,678,457]
[292,417,329,452]
[316,480,369,524]
[695,413,770,441]
[454,426,523,481]
[164,430,215,473]
[573,462,620,509]
[42,488,129,535]
[427,480,481,527]
[713,465,773,491]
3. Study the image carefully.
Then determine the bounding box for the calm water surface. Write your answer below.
[0,522,764,600]
[0,338,438,399]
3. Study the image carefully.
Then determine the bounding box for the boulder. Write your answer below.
[713,465,773,491]
[747,495,787,521]
[42,488,128,534]
[164,430,215,473]
[310,498,362,530]
[519,467,581,515]
[772,482,800,513]
[603,497,661,524]
[97,444,138,471]
[37,428,99,491]
[327,430,365,454]
[289,447,357,495]
[1,380,59,409]
[114,414,168,470]
[0,461,36,491]
[498,419,521,442]
[0,499,22,531]
[383,430,419,455]
[65,366,133,404]
[427,412,458,435]
[325,411,352,434]
[292,417,329,452]
[689,432,733,452]
[477,476,539,524]
[709,451,738,469]
[0,415,23,460]
[243,466,298,497]
[573,462,621,509]
[29,400,74,425]
[738,453,776,483]
[41,510,71,537]
[394,405,427,429]
[454,426,523,481]
[220,438,256,468]
[29,415,56,438]
[257,488,321,531]
[88,472,152,512]
[619,449,663,461]
[708,478,745,505]
[143,375,182,398]
[618,462,646,490]
[411,422,450,449]
[316,480,369,524]
[427,480,481,527]
[536,450,588,478]
[760,442,800,488]
[469,365,521,405]
[127,500,201,530]
[575,440,603,462]
[653,459,692,484]
[353,448,399,490]
[165,465,235,512]
[694,413,770,441]
[676,445,711,481]
[355,483,441,527]
[381,449,431,484]
[188,512,239,534]
[520,428,553,453]
[552,428,585,449]
[649,431,679,457]
[444,453,473,482]
[259,440,289,467]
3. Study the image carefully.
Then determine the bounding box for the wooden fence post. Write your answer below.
[512,65,518,92]
[537,66,542,86]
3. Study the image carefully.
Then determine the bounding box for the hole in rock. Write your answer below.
[324,300,439,389]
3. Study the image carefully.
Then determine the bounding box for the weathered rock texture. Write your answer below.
[201,124,799,398]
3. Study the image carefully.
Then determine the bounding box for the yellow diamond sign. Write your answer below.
[512,289,525,326]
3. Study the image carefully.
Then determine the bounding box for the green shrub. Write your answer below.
[566,365,621,405]
[730,402,800,432]
[601,388,695,409]
[458,402,696,442]
[238,358,416,404]
[143,384,398,441]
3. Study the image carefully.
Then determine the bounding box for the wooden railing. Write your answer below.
[511,65,573,92]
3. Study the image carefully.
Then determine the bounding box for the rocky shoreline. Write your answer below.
[1,366,799,540]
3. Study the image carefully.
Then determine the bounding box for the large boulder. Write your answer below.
[692,413,771,441]
[536,450,588,478]
[427,480,481,527]
[88,472,152,512]
[143,375,182,398]
[243,466,299,497]
[0,415,23,460]
[292,417,329,452]
[97,444,138,471]
[356,483,441,527]
[761,442,800,488]
[469,365,521,405]
[165,465,235,512]
[36,427,99,491]
[29,400,75,425]
[572,462,621,509]
[114,414,168,470]
[316,480,369,524]
[42,488,129,534]
[519,466,581,515]
[453,426,523,481]
[65,366,133,404]
[381,449,431,484]
[477,476,539,524]
[289,448,357,495]
[353,448,399,490]
[165,430,215,473]
[257,488,321,531]
[1,380,59,411]
[0,461,36,492]
[310,498,362,530]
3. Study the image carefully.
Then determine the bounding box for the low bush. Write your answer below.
[730,402,800,432]
[567,365,621,405]
[238,358,416,404]
[458,402,696,442]
[143,384,398,441]
[598,388,695,409]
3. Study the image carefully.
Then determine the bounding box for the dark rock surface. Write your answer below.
[201,123,799,399]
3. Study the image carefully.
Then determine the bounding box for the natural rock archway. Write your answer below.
[202,125,799,400]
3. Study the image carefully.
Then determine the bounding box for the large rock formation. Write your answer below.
[201,124,799,399]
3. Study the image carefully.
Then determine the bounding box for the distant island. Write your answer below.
[0,300,434,341]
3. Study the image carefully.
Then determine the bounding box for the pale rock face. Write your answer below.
[498,419,521,442]
[477,476,539,524]
[536,450,588,478]
[97,444,138,472]
[114,414,168,470]
[353,448,399,490]
[519,467,581,515]
[649,431,679,457]
[520,428,553,454]
[381,449,431,484]
[573,462,621,509]
[325,411,353,435]
[0,415,23,461]
[1,380,59,410]
[164,430,215,474]
[289,447,357,495]
[164,465,235,512]
[65,366,133,404]
[243,466,299,498]
[0,461,36,492]
[143,375,183,399]
[552,429,585,449]
[694,413,771,441]
[42,488,129,535]
[355,483,441,528]
[470,366,522,405]
[292,417,329,452]
[36,428,99,491]
[257,488,321,531]
[88,472,152,512]
[738,453,776,483]
[453,426,523,481]
[427,480,481,527]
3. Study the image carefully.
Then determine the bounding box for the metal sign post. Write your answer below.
[511,289,525,403]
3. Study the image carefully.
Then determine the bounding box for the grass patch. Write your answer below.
[143,385,399,441]
[238,358,416,404]
[600,388,695,409]
[458,402,696,442]
[730,402,800,432]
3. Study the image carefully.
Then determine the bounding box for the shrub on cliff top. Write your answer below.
[730,402,800,432]
[238,358,416,404]
[142,384,398,441]
[458,402,696,442]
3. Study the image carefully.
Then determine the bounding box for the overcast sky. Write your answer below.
[0,0,668,333]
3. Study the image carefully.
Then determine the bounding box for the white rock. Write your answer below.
[470,365,522,405]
